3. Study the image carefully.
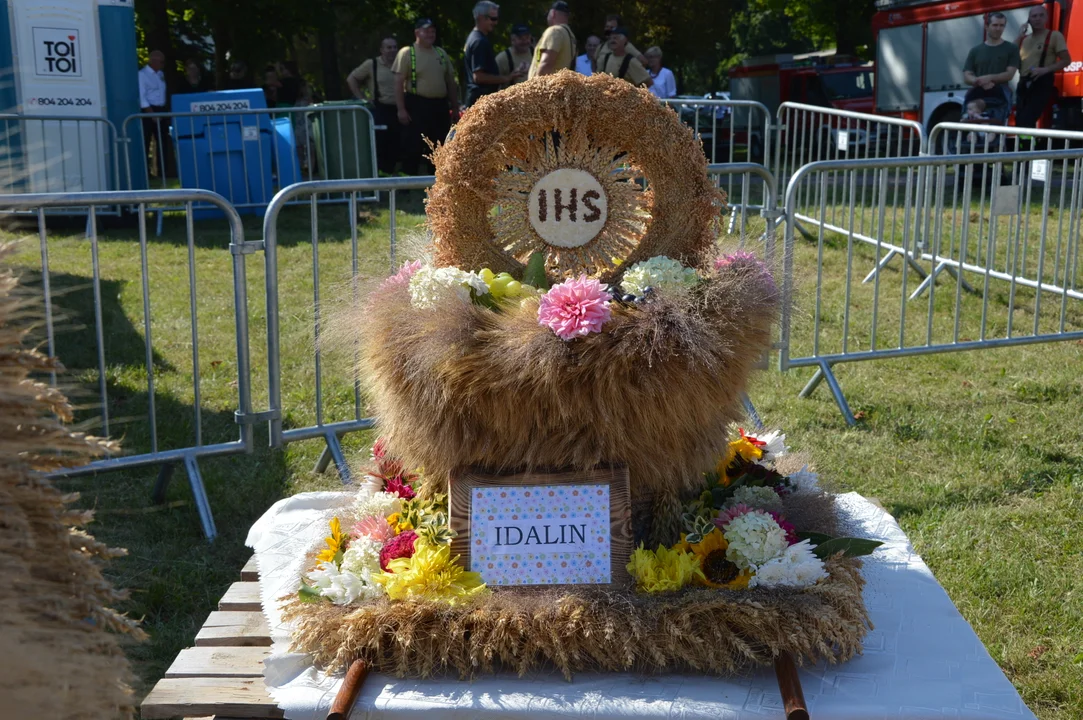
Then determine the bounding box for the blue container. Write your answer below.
[272,116,300,189]
[171,89,274,218]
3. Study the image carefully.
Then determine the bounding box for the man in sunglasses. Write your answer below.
[464,1,524,107]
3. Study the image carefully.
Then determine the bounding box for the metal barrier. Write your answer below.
[119,105,379,231]
[780,150,1083,425]
[260,165,779,480]
[0,114,121,200]
[0,189,261,540]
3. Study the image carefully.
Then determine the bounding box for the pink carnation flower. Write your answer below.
[379,530,418,571]
[768,510,800,545]
[385,475,416,500]
[371,437,389,462]
[537,275,612,340]
[714,503,754,530]
[377,260,424,293]
[351,515,395,543]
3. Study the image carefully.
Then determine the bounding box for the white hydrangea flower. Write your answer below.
[619,256,698,297]
[723,510,789,570]
[408,265,489,309]
[756,429,788,463]
[749,540,828,589]
[727,485,783,513]
[353,490,401,521]
[306,561,365,605]
[787,466,820,492]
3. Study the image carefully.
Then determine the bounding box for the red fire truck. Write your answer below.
[873,0,1083,130]
[729,50,876,116]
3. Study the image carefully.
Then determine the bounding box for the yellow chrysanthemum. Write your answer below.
[714,436,764,485]
[689,528,750,590]
[374,541,488,605]
[386,512,414,533]
[627,544,704,593]
[317,517,347,564]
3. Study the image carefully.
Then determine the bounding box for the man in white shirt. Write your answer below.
[575,35,600,75]
[139,50,170,177]
[645,46,677,99]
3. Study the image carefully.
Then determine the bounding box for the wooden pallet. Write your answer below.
[141,555,283,720]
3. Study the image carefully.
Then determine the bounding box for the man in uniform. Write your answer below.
[596,28,652,89]
[596,14,647,67]
[496,24,533,87]
[393,18,460,175]
[347,37,400,174]
[529,1,577,79]
[962,12,1020,125]
[464,1,523,108]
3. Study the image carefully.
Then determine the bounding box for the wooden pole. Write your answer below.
[773,651,810,720]
[326,658,370,720]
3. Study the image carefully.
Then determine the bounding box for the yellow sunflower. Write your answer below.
[714,436,765,485]
[374,541,488,605]
[689,529,751,590]
[316,517,347,564]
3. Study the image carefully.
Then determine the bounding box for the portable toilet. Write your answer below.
[0,0,141,194]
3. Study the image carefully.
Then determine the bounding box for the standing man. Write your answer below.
[1016,5,1071,128]
[393,18,460,175]
[644,47,676,99]
[596,14,647,67]
[139,50,170,178]
[575,35,601,75]
[529,1,577,79]
[962,12,1020,124]
[597,28,653,89]
[347,37,401,174]
[496,24,533,87]
[463,2,522,108]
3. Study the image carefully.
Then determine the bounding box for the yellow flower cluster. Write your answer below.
[714,435,764,485]
[627,544,705,593]
[316,517,347,564]
[375,541,488,605]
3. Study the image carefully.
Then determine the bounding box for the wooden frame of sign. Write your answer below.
[449,466,633,589]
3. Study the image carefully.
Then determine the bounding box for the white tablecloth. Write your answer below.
[247,492,1036,720]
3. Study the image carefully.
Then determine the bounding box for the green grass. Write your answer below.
[2,193,1082,718]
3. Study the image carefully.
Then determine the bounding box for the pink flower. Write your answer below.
[351,515,395,543]
[385,475,416,500]
[768,511,800,545]
[371,437,389,462]
[379,530,418,571]
[714,251,778,297]
[714,503,754,530]
[537,275,612,340]
[377,260,424,293]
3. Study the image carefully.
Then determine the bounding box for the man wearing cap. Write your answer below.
[393,18,460,175]
[496,24,533,87]
[347,37,400,174]
[529,1,577,79]
[575,35,600,75]
[597,28,653,89]
[464,1,523,108]
[596,14,647,68]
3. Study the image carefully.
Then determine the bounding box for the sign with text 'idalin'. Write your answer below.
[450,467,632,588]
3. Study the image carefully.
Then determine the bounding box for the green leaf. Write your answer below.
[812,537,884,559]
[796,531,834,546]
[298,582,323,603]
[470,287,500,310]
[523,251,550,290]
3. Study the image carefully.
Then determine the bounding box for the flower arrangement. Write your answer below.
[299,441,487,607]
[627,428,882,594]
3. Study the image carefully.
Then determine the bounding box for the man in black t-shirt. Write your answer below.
[463,1,523,107]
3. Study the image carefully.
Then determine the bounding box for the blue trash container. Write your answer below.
[272,116,300,189]
[171,89,275,218]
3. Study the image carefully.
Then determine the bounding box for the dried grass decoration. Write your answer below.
[296,70,874,683]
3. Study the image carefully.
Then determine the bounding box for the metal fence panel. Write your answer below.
[0,114,120,198]
[0,189,259,539]
[780,150,1083,424]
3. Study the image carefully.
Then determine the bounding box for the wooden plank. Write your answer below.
[165,647,271,678]
[140,677,283,719]
[195,611,271,647]
[219,582,261,612]
[241,555,259,582]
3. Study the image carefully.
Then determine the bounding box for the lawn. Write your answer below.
[2,188,1081,719]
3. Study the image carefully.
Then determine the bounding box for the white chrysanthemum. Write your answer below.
[353,490,401,521]
[341,536,382,577]
[727,485,783,513]
[748,540,828,589]
[408,265,489,309]
[787,466,820,492]
[756,430,788,463]
[723,510,789,570]
[306,561,365,605]
[619,256,698,297]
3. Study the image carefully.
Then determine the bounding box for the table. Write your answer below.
[141,491,1037,720]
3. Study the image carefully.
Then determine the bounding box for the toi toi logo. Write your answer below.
[33,28,81,77]
[528,168,608,248]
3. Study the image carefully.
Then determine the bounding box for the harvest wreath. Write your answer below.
[278,71,880,715]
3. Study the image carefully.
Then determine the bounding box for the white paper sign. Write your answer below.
[836,130,849,152]
[469,484,611,585]
[241,125,259,141]
[1031,159,1050,182]
[992,184,1021,216]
